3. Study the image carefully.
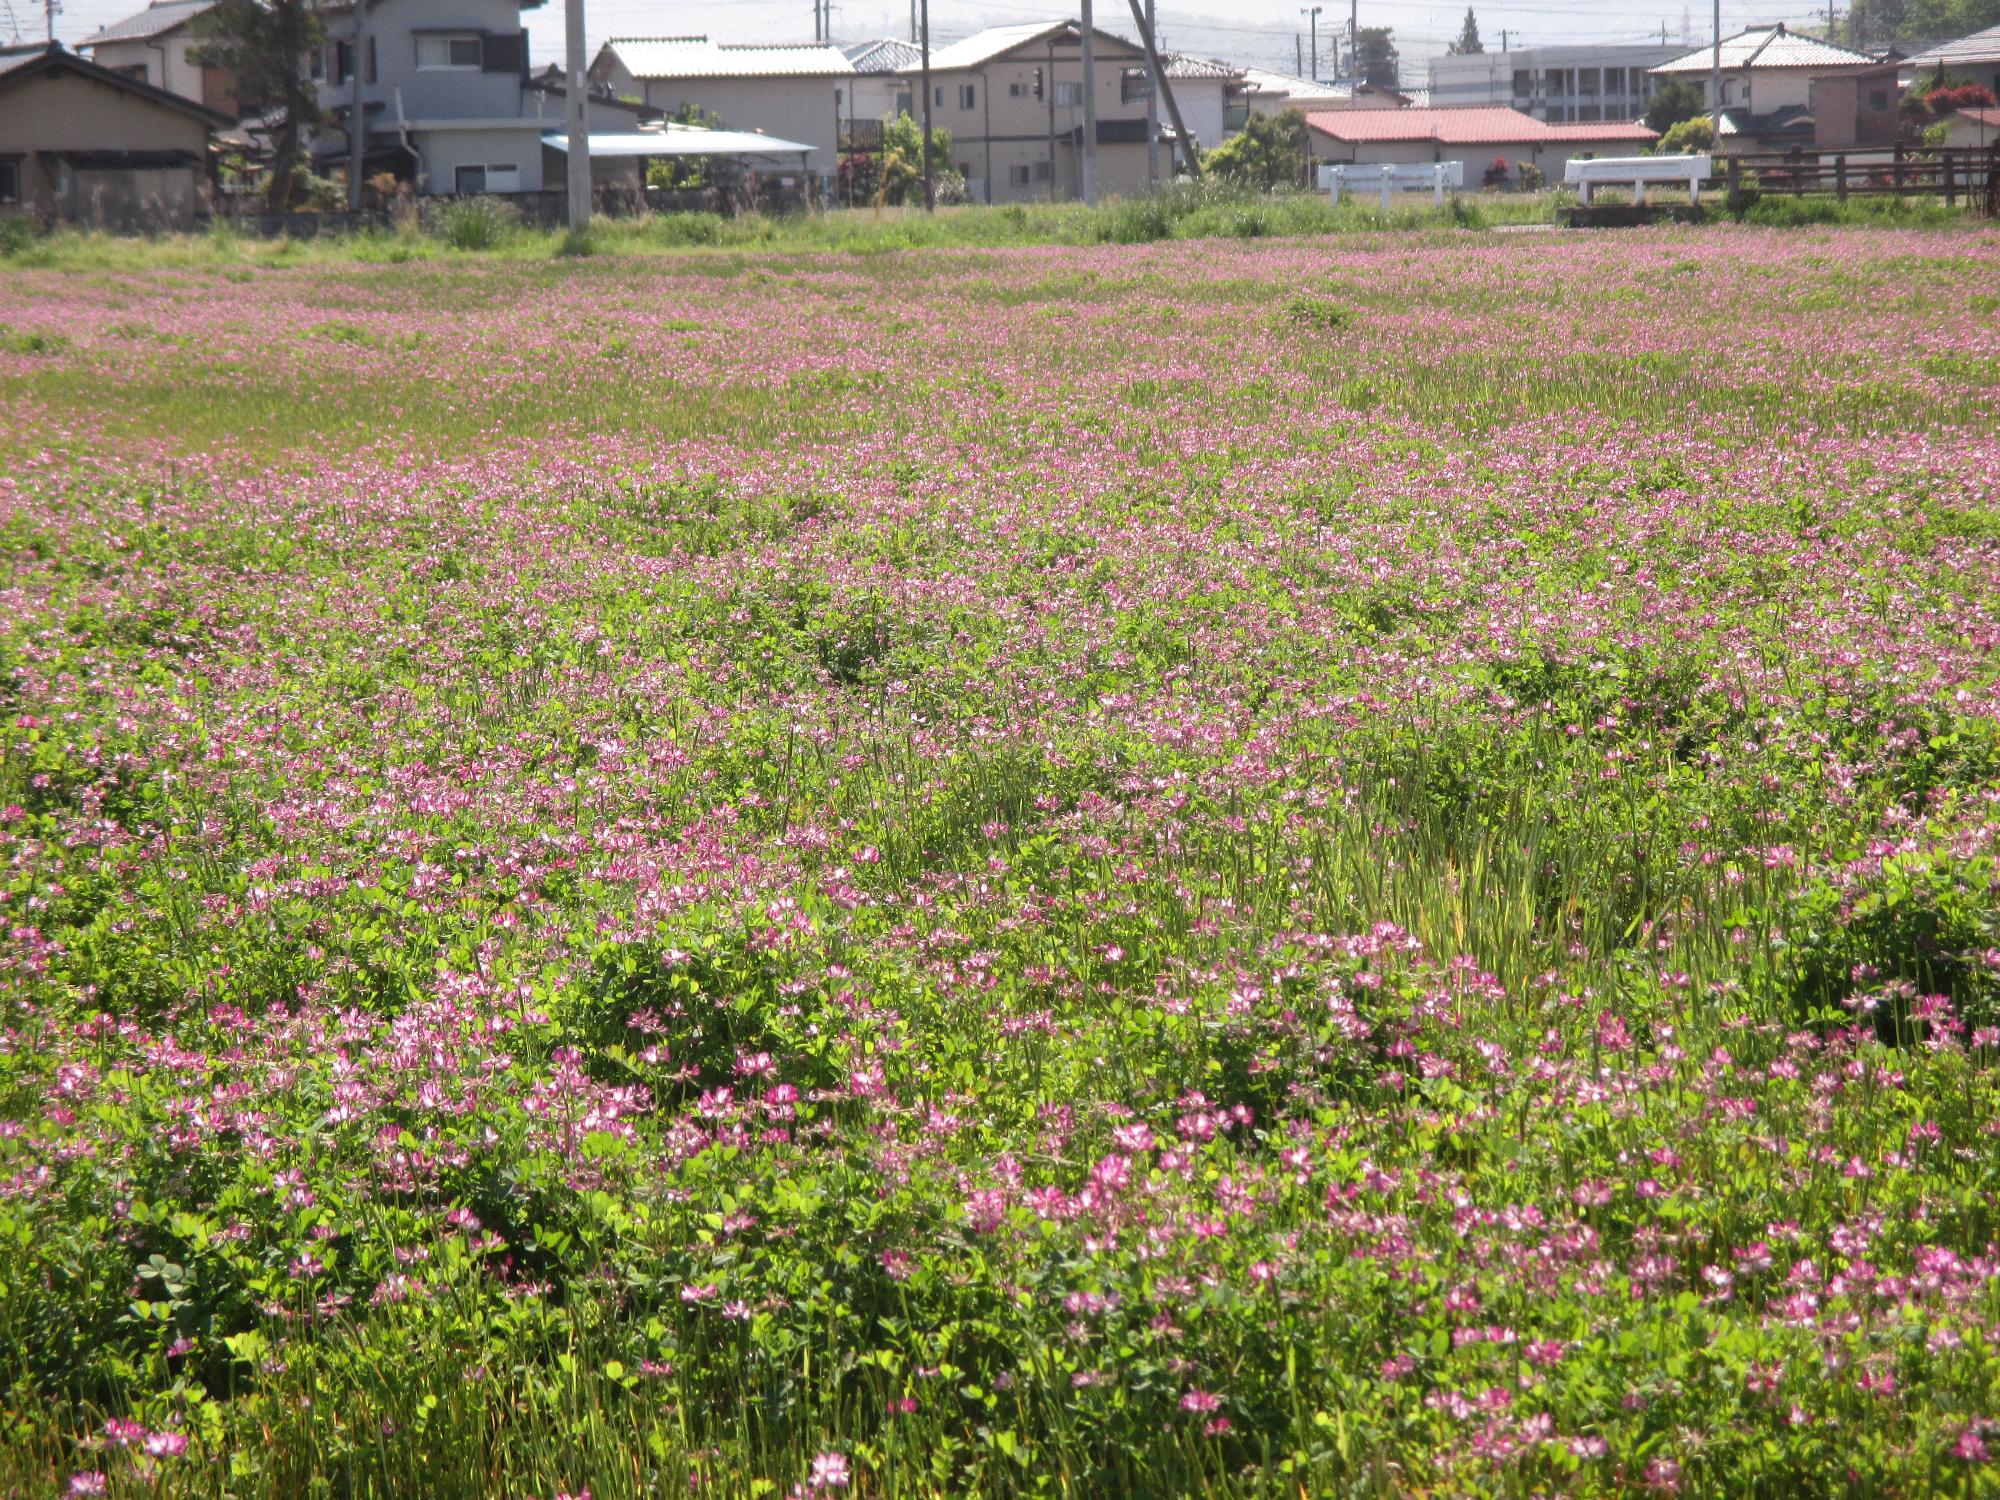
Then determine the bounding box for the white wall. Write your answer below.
[417,124,546,192]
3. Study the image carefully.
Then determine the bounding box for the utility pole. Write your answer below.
[43,0,55,43]
[1348,0,1357,78]
[1079,0,1098,204]
[1295,34,1302,75]
[919,0,934,210]
[1708,0,1720,155]
[1125,0,1200,179]
[1500,28,1509,50]
[1301,6,1320,81]
[347,0,366,210]
[1144,0,1159,184]
[564,0,589,228]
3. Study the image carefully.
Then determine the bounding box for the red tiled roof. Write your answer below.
[1305,105,1656,146]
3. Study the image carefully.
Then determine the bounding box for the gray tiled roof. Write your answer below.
[1906,24,2000,68]
[844,37,923,74]
[78,0,214,48]
[1654,25,1877,73]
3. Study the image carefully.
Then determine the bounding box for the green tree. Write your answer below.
[1355,28,1400,90]
[1203,107,1310,191]
[1447,8,1484,55]
[877,112,953,207]
[649,102,725,189]
[1643,78,1705,134]
[188,0,322,211]
[1657,115,1714,154]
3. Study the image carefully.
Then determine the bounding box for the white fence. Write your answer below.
[1563,154,1712,206]
[1317,161,1464,209]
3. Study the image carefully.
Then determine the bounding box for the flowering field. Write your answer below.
[2,226,2000,1498]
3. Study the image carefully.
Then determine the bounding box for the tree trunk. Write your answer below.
[267,117,300,213]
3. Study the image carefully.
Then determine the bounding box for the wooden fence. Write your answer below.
[1720,143,2000,213]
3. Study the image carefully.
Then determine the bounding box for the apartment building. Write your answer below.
[1429,42,1683,122]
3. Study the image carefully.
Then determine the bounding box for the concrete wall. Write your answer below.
[0,65,210,226]
[1165,76,1225,154]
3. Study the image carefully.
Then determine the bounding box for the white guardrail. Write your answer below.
[1563,154,1712,206]
[1317,161,1464,209]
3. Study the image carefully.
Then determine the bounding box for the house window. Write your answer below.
[1009,160,1053,185]
[1869,89,1887,110]
[366,36,377,83]
[417,33,483,70]
[334,39,353,84]
[895,90,911,115]
[1054,79,1082,106]
[958,83,975,109]
[1511,67,1530,98]
[934,84,943,105]
[309,45,323,79]
[117,62,149,81]
[1120,66,1151,103]
[0,161,17,204]
[1009,80,1025,96]
[455,163,520,193]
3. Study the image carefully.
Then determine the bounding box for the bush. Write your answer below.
[435,195,517,251]
[0,215,36,257]
[1657,116,1714,155]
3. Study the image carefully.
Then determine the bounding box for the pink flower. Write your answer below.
[1181,1388,1223,1413]
[806,1451,850,1490]
[142,1431,189,1458]
[67,1477,107,1497]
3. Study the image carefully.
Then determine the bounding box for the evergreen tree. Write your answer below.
[1355,27,1400,89]
[189,0,323,211]
[1447,9,1484,55]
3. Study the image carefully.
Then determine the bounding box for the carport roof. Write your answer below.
[541,129,815,158]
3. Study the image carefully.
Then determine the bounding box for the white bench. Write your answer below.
[1563,154,1712,206]
[1317,161,1464,210]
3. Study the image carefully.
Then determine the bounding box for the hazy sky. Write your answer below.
[35,0,1835,89]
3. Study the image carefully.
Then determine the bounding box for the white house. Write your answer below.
[841,36,917,143]
[1160,53,1247,155]
[589,38,852,172]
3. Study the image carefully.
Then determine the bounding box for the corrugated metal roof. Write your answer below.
[843,37,923,74]
[1308,104,1656,145]
[1906,23,2000,68]
[602,37,854,79]
[541,127,815,157]
[78,0,212,46]
[1653,25,1877,73]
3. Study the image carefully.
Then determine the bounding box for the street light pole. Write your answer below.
[1301,6,1320,82]
[1080,0,1098,203]
[348,0,365,211]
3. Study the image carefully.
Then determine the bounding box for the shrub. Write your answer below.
[0,215,35,257]
[435,195,517,251]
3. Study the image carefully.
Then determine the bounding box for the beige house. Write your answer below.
[589,38,852,172]
[893,19,1160,204]
[0,43,226,227]
[77,0,240,117]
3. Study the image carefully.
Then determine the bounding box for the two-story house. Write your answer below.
[1649,26,1883,152]
[893,19,1159,204]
